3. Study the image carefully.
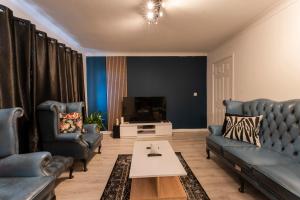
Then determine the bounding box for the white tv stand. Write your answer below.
[120,122,172,138]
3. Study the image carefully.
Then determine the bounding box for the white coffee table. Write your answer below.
[129,141,187,200]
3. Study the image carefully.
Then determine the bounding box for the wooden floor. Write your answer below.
[55,132,268,200]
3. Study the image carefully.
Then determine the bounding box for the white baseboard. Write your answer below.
[172,128,208,133]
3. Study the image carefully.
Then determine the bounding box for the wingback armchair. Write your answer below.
[0,108,56,200]
[37,101,103,171]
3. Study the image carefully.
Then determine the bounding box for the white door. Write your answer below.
[212,56,234,125]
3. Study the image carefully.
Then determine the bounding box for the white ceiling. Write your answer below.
[27,0,281,55]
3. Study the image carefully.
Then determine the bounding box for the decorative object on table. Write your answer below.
[113,124,120,138]
[121,116,124,124]
[222,113,263,147]
[116,118,119,126]
[85,112,106,132]
[59,112,83,133]
[147,143,162,157]
[100,153,210,200]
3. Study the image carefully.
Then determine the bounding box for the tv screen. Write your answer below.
[122,97,166,123]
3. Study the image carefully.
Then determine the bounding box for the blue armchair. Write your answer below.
[0,108,56,200]
[37,101,103,171]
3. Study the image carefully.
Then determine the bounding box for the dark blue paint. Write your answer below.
[86,57,108,127]
[127,57,207,129]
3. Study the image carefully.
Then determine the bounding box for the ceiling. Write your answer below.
[27,0,281,55]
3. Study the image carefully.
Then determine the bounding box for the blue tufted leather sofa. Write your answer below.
[0,108,55,200]
[37,101,103,171]
[206,99,300,200]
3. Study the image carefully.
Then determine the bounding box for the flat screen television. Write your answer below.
[122,97,167,123]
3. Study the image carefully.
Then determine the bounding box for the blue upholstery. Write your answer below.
[207,99,300,200]
[83,133,102,150]
[223,146,296,166]
[37,100,103,170]
[224,99,300,161]
[0,177,55,200]
[0,108,23,157]
[254,164,300,199]
[208,125,223,136]
[0,108,55,200]
[208,135,254,148]
[0,152,51,177]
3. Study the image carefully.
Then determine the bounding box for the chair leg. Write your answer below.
[206,148,210,159]
[69,166,74,179]
[98,146,101,154]
[239,177,245,193]
[81,159,88,172]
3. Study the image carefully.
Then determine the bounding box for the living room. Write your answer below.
[0,0,299,200]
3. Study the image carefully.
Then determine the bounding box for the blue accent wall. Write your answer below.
[86,57,108,127]
[127,57,207,129]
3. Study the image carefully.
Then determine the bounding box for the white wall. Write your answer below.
[0,0,88,106]
[207,0,300,124]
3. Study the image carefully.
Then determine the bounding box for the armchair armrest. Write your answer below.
[0,152,52,177]
[208,125,223,136]
[55,133,83,142]
[37,101,58,112]
[84,124,99,133]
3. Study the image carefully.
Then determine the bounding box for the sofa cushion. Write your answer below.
[82,133,102,150]
[223,146,296,166]
[206,135,254,156]
[59,112,83,133]
[223,114,263,147]
[254,164,300,199]
[207,135,255,148]
[0,177,55,200]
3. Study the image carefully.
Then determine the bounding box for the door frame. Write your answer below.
[211,53,235,124]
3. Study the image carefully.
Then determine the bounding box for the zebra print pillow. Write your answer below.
[223,114,263,147]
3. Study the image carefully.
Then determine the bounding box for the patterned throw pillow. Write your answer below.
[222,114,263,147]
[59,112,83,134]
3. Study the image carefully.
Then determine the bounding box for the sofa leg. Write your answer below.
[81,159,88,172]
[206,148,210,159]
[98,146,101,154]
[69,167,74,179]
[239,177,245,193]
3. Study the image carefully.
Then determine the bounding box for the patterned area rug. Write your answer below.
[100,152,210,200]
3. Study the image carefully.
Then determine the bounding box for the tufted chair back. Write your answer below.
[0,108,24,158]
[224,99,300,161]
[37,101,84,143]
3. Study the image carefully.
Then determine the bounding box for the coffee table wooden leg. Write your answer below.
[130,177,187,200]
[157,177,187,200]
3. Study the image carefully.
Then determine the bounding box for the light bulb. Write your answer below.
[159,11,163,17]
[147,1,154,10]
[161,2,165,8]
[147,11,154,20]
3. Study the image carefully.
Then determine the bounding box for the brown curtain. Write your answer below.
[57,43,68,102]
[0,4,86,152]
[71,50,79,101]
[47,38,60,101]
[0,5,17,108]
[35,31,51,105]
[65,47,74,102]
[77,54,85,103]
[106,56,127,131]
[13,17,36,152]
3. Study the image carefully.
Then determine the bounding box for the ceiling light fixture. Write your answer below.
[145,0,164,24]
